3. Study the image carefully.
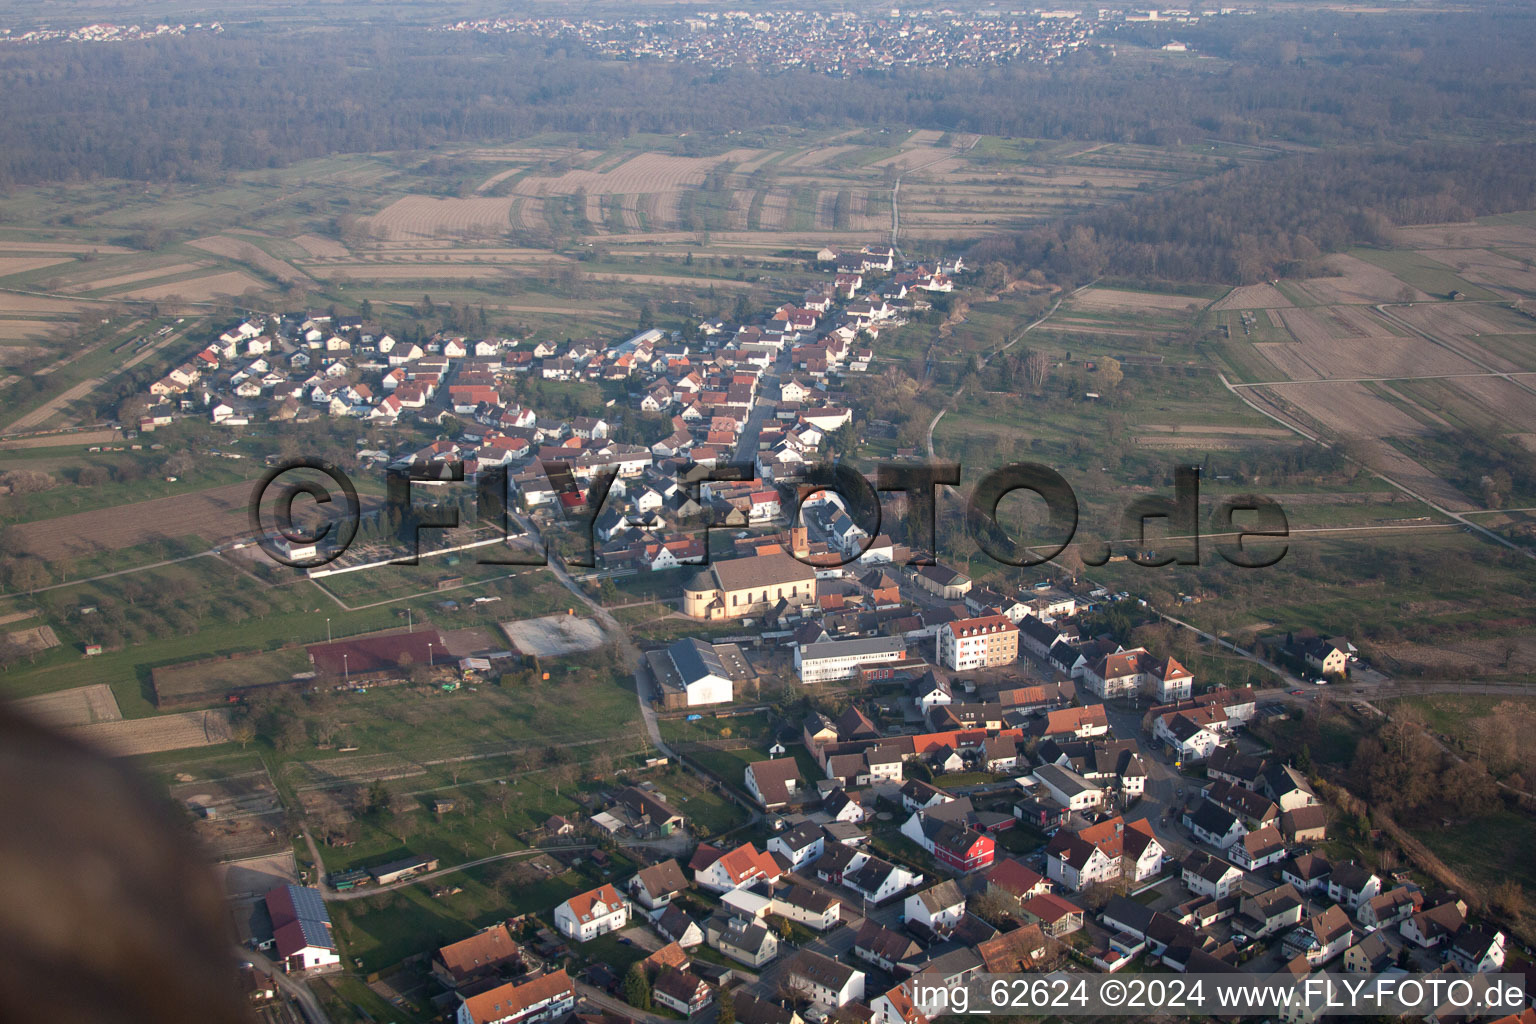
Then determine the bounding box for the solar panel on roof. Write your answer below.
[668,637,726,684]
[297,916,335,949]
[287,885,331,925]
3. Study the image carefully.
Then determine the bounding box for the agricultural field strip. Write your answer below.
[283,734,629,793]
[1231,370,1536,388]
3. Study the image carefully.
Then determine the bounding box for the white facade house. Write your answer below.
[787,951,866,1010]
[903,881,966,934]
[457,971,575,1024]
[553,884,631,941]
[264,885,340,973]
[769,822,826,871]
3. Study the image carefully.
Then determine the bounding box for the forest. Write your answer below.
[973,142,1536,285]
[0,6,1535,186]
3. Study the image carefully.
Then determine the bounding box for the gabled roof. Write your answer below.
[1246,882,1303,918]
[634,859,690,899]
[1021,892,1083,925]
[266,885,334,955]
[561,883,626,923]
[874,983,930,1024]
[788,949,861,990]
[461,970,573,1024]
[653,967,706,1004]
[437,924,519,980]
[837,705,881,740]
[1042,704,1106,735]
[1182,850,1240,884]
[710,843,780,885]
[985,858,1045,899]
[775,821,825,853]
[1046,833,1108,872]
[747,758,803,806]
[1328,861,1377,892]
[976,923,1048,972]
[644,941,690,972]
[654,902,697,945]
[855,920,922,962]
[1283,852,1331,880]
[1307,904,1353,944]
[1188,799,1242,836]
[779,884,837,915]
[735,990,798,1024]
[1239,824,1286,860]
[1450,927,1503,962]
[913,879,965,914]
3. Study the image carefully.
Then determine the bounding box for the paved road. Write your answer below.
[1100,703,1191,860]
[1373,301,1536,401]
[1229,369,1536,389]
[750,889,898,1005]
[732,349,789,465]
[1148,609,1306,687]
[242,947,333,1024]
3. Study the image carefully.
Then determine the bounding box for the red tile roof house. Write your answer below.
[457,970,574,1024]
[693,842,782,893]
[552,883,631,941]
[433,925,522,989]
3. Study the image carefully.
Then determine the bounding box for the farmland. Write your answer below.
[8,479,262,560]
[0,129,1269,354]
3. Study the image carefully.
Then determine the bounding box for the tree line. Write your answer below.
[971,142,1536,286]
[1,7,1535,185]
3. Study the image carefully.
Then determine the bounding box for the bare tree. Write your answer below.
[1023,347,1051,391]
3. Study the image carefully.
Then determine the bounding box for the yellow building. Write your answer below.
[684,552,818,621]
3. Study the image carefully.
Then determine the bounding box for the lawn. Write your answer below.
[1409,810,1536,895]
[329,857,622,971]
[1351,247,1500,301]
[666,771,750,837]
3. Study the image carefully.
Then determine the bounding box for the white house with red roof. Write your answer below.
[552,883,631,941]
[457,970,574,1024]
[693,842,782,893]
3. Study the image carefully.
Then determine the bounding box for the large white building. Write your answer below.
[553,883,631,941]
[795,635,907,683]
[1081,647,1193,702]
[937,614,1019,671]
[645,637,747,707]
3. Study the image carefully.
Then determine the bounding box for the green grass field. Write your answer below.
[1410,811,1536,895]
[1351,248,1500,301]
